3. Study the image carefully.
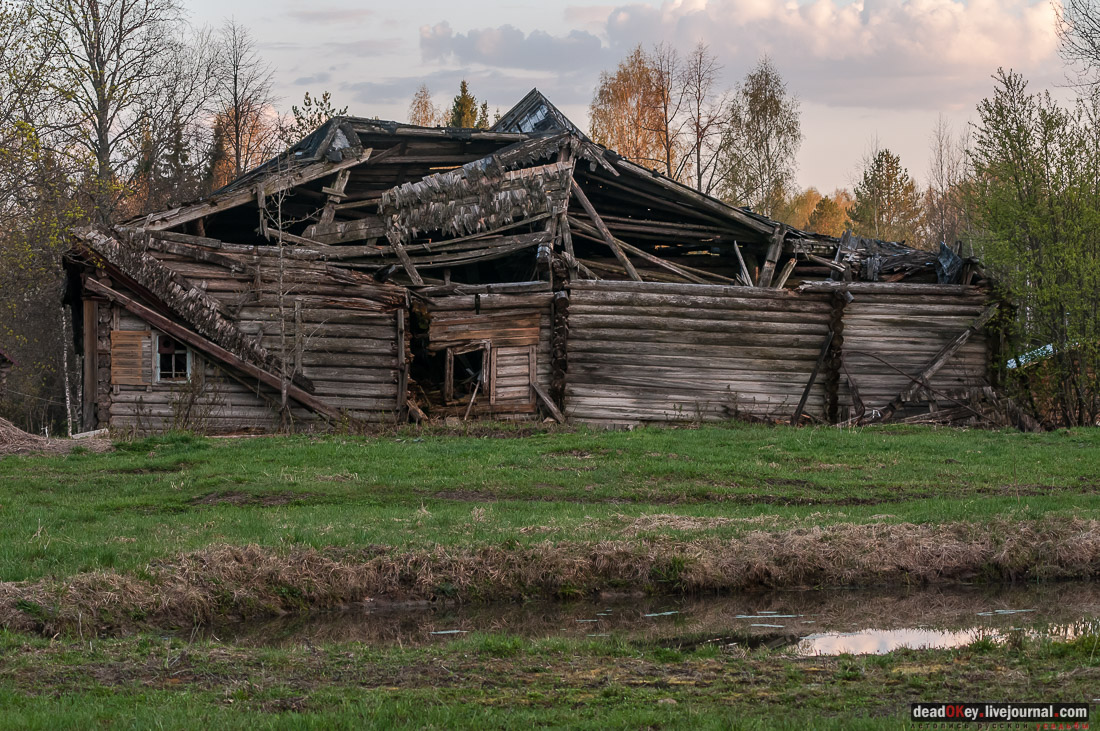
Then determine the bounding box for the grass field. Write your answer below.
[1,422,1099,728]
[1,624,1097,729]
[1,423,1098,583]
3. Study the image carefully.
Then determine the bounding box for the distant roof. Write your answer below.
[492,89,587,139]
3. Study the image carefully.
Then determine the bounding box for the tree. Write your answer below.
[448,80,478,128]
[588,45,665,170]
[39,0,188,223]
[925,115,970,251]
[719,56,802,217]
[408,84,438,126]
[281,91,348,146]
[773,187,822,230]
[213,19,278,179]
[476,101,490,130]
[679,42,727,195]
[847,147,924,244]
[0,1,82,431]
[1058,0,1100,87]
[807,195,847,237]
[969,69,1100,426]
[648,42,688,181]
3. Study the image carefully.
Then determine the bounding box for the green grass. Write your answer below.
[0,625,1096,729]
[3,423,1099,728]
[1,423,1098,582]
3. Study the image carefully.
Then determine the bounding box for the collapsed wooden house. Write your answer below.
[63,90,1003,432]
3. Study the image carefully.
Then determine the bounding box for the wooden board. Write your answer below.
[111,330,151,385]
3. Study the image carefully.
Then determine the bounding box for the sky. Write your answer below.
[185,0,1070,193]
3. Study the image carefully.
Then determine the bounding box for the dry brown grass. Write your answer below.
[0,417,111,456]
[1,518,1099,636]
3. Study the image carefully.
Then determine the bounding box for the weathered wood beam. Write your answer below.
[531,380,565,423]
[143,148,373,232]
[756,224,785,287]
[612,159,775,236]
[570,179,641,281]
[774,257,798,289]
[568,217,729,284]
[318,169,351,225]
[84,278,347,423]
[391,239,424,285]
[732,242,752,287]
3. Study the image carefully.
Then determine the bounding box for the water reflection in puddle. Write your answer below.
[194,582,1100,657]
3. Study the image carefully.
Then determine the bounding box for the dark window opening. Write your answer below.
[157,336,190,381]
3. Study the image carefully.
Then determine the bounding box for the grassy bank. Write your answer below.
[0,423,1098,630]
[0,624,1096,729]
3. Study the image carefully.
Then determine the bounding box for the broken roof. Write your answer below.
[112,88,976,290]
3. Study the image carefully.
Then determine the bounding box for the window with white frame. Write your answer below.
[155,334,191,382]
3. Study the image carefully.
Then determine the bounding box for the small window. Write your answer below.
[155,335,191,382]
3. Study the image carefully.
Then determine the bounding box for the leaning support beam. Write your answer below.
[84,278,348,424]
[143,149,372,232]
[773,257,798,289]
[757,224,785,287]
[570,178,641,281]
[874,303,999,423]
[531,380,565,423]
[568,217,722,284]
[791,329,835,425]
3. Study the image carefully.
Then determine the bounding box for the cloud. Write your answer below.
[293,71,332,87]
[286,8,373,24]
[340,67,594,120]
[595,0,1061,110]
[419,21,609,72]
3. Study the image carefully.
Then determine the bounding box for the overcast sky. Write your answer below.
[186,0,1068,193]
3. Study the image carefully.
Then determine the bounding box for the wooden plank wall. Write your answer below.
[564,281,994,426]
[425,293,552,414]
[100,253,404,432]
[565,281,835,425]
[835,284,992,415]
[106,310,285,432]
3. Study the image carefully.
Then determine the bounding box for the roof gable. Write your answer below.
[492,89,587,139]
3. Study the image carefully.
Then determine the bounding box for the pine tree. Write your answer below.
[448,80,478,127]
[847,148,924,244]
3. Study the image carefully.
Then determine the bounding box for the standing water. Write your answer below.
[194,581,1100,656]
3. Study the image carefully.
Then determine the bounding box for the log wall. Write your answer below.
[97,249,405,433]
[565,281,835,425]
[564,280,994,426]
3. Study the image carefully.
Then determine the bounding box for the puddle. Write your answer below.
[192,582,1100,657]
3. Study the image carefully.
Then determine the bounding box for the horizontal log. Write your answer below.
[566,303,831,326]
[567,375,828,399]
[424,293,554,311]
[567,359,819,382]
[258,336,396,354]
[571,279,827,301]
[299,353,400,368]
[568,313,829,336]
[568,290,833,313]
[801,281,987,296]
[567,351,830,374]
[567,339,823,361]
[236,307,395,324]
[569,328,827,349]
